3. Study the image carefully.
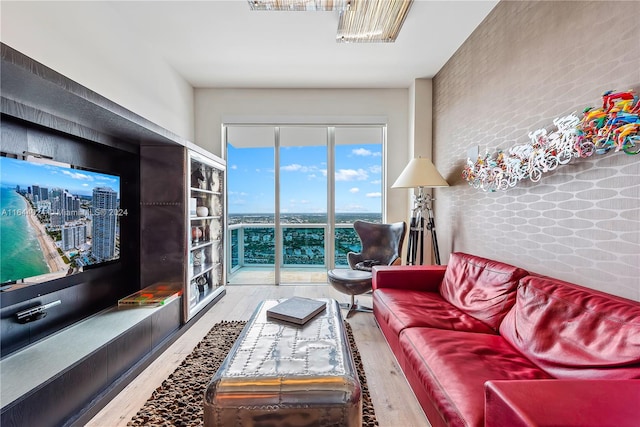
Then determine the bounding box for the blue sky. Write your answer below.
[0,157,120,197]
[227,144,382,214]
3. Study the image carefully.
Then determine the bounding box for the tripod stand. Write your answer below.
[406,187,441,265]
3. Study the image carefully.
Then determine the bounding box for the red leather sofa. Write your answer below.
[372,252,640,427]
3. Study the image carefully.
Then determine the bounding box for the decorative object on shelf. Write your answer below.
[196,206,209,217]
[189,198,197,217]
[211,197,222,216]
[463,89,640,192]
[210,170,221,192]
[392,157,449,265]
[196,275,207,292]
[210,240,221,263]
[191,226,203,243]
[191,164,207,189]
[209,221,222,241]
[193,249,204,267]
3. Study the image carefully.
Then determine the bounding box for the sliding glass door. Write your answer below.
[279,127,328,283]
[334,126,384,266]
[226,126,277,285]
[225,124,384,285]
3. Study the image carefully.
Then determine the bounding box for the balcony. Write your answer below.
[227,223,361,285]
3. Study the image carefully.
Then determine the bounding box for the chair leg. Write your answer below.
[345,294,373,318]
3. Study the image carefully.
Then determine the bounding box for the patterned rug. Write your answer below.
[128,320,378,427]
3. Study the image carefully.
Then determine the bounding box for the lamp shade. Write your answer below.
[392,157,449,188]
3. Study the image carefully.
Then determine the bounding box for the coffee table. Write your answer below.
[204,298,362,427]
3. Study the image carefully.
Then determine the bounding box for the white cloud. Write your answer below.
[335,168,368,181]
[370,179,382,185]
[366,192,382,198]
[352,147,381,157]
[352,148,373,156]
[61,170,93,181]
[369,165,382,174]
[349,187,359,193]
[282,163,303,172]
[231,164,238,170]
[281,164,323,179]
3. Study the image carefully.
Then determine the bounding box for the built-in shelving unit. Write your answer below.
[186,150,226,321]
[0,43,226,427]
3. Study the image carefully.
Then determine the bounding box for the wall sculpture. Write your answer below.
[463,90,639,192]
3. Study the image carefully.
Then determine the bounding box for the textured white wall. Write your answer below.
[195,88,410,225]
[1,1,194,141]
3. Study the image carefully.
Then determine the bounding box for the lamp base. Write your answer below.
[406,189,441,266]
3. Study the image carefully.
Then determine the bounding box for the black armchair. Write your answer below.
[328,220,406,317]
[347,220,406,270]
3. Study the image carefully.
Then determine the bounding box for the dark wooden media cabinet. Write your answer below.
[0,43,225,427]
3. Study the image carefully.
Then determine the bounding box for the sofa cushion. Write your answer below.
[500,275,640,379]
[439,253,529,330]
[374,288,496,337]
[400,327,551,427]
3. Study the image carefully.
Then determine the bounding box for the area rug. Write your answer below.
[128,320,378,427]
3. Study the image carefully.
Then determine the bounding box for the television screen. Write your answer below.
[1,155,122,286]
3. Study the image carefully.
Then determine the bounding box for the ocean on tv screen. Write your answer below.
[0,156,121,285]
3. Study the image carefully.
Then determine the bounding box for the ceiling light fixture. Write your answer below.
[337,0,413,43]
[248,0,354,11]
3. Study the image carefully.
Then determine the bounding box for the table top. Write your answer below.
[220,298,353,379]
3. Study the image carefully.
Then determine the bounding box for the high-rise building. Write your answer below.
[64,191,80,221]
[92,187,118,261]
[62,225,87,251]
[32,185,41,203]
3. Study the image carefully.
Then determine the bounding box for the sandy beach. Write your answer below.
[22,196,67,274]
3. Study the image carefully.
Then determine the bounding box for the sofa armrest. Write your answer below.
[485,379,640,427]
[372,265,447,292]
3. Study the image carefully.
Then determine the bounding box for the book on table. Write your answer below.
[266,297,327,325]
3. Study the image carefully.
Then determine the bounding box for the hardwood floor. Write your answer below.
[86,285,430,427]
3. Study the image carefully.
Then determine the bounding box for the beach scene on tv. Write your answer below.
[0,156,122,287]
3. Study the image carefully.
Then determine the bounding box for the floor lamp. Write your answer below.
[392,157,449,265]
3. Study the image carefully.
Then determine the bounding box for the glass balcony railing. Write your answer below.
[228,223,361,271]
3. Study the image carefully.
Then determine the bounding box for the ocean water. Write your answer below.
[0,187,49,283]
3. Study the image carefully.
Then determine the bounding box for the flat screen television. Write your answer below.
[1,154,122,288]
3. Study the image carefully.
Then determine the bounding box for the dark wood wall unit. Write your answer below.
[140,145,188,289]
[1,299,181,427]
[0,115,141,357]
[0,43,223,427]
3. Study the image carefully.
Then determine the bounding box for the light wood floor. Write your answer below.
[86,285,431,427]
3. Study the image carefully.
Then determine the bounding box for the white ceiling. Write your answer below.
[99,0,497,89]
